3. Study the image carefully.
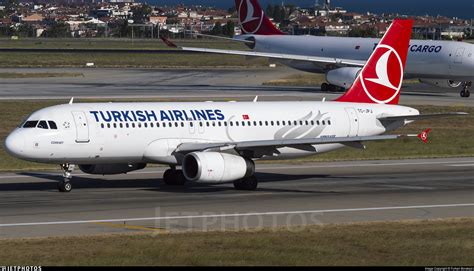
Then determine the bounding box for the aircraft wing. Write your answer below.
[179,46,366,67]
[175,133,419,154]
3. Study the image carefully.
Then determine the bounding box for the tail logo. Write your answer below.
[360,44,404,104]
[239,0,264,34]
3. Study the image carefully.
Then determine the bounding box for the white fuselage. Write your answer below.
[5,101,418,165]
[242,35,474,80]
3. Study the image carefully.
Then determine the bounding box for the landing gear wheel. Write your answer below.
[321,83,329,92]
[233,176,258,191]
[58,180,72,193]
[461,81,472,98]
[328,84,338,92]
[163,169,186,186]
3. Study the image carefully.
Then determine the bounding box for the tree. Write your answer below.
[131,4,152,24]
[223,20,235,37]
[210,22,223,35]
[43,22,70,38]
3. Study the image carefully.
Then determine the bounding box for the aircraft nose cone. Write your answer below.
[4,132,25,158]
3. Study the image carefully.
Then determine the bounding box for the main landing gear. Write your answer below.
[460,81,471,98]
[233,176,258,191]
[58,163,75,192]
[321,83,345,92]
[162,167,186,186]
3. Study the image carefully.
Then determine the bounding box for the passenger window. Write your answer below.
[48,121,58,130]
[190,122,194,127]
[311,121,314,126]
[270,121,274,126]
[241,121,245,127]
[37,121,48,129]
[294,121,297,125]
[322,121,326,125]
[181,122,184,127]
[253,121,257,126]
[101,123,105,129]
[282,121,286,126]
[132,123,135,128]
[150,123,154,128]
[305,120,309,125]
[276,121,280,126]
[107,123,111,128]
[328,120,332,125]
[259,121,263,126]
[126,123,129,128]
[119,123,123,128]
[113,123,117,128]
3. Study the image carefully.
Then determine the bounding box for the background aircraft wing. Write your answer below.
[175,133,419,154]
[180,46,366,67]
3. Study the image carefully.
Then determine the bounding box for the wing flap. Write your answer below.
[175,134,409,153]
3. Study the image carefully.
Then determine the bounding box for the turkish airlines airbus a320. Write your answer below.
[173,0,474,98]
[5,19,466,192]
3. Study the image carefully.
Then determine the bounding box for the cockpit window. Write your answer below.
[23,121,38,128]
[37,121,48,129]
[48,121,58,130]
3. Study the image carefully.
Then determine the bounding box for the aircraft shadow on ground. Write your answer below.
[0,171,360,193]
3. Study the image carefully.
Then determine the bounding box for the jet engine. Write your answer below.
[182,152,255,183]
[78,163,146,175]
[419,79,462,89]
[325,67,361,89]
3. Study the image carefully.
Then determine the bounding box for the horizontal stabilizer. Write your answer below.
[378,112,468,122]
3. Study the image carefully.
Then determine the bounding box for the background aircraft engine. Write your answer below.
[419,79,462,89]
[78,163,146,175]
[325,67,361,89]
[182,152,255,183]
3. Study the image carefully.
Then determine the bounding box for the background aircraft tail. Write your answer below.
[336,19,413,105]
[235,0,284,35]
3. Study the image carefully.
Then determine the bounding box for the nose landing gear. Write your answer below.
[58,163,75,192]
[460,81,471,98]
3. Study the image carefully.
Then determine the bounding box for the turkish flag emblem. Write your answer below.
[242,114,250,120]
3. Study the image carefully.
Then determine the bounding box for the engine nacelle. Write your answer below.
[79,163,146,175]
[182,152,255,183]
[419,79,462,89]
[326,67,361,89]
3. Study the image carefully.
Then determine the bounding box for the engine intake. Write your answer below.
[326,67,361,89]
[79,163,146,175]
[182,152,254,183]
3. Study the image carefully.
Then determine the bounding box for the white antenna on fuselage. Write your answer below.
[69,97,74,104]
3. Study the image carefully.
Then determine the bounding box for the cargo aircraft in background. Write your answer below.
[167,0,474,98]
[5,19,467,193]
